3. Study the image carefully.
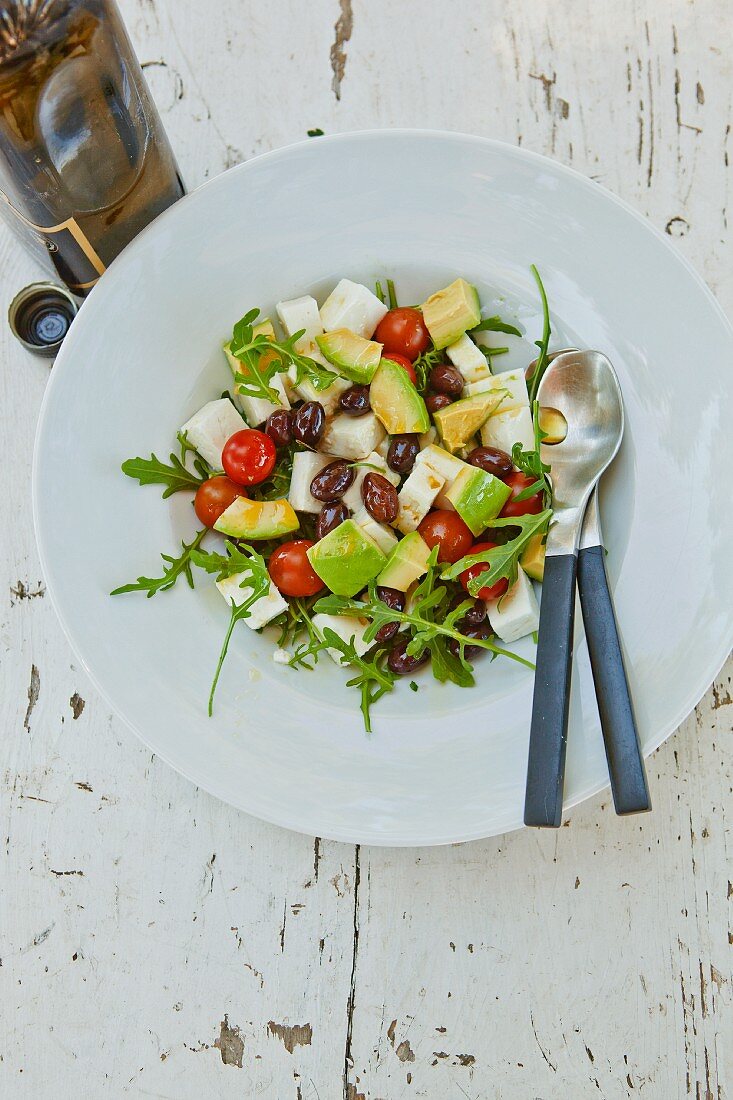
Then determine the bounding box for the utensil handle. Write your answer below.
[577,544,651,815]
[524,553,577,828]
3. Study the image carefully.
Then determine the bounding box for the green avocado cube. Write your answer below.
[377,531,431,592]
[421,278,481,350]
[315,329,382,383]
[307,519,387,597]
[370,357,430,434]
[445,466,512,536]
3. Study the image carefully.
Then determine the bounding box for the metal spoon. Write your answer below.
[523,350,625,827]
[527,349,651,818]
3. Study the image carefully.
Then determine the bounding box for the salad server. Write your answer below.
[524,350,624,827]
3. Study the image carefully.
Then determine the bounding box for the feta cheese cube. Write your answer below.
[415,444,468,511]
[466,368,529,411]
[216,573,287,630]
[272,648,292,664]
[343,450,399,512]
[276,295,324,352]
[180,399,244,469]
[446,333,491,383]
[289,451,337,513]
[312,612,374,665]
[288,367,351,413]
[319,412,386,461]
[393,464,446,534]
[352,506,399,554]
[480,407,534,453]
[239,372,290,427]
[418,426,438,449]
[486,567,539,643]
[320,279,388,339]
[375,434,391,460]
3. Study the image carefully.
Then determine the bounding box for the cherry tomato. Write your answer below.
[375,308,431,362]
[499,471,544,518]
[459,540,509,601]
[268,539,325,597]
[194,476,245,528]
[418,509,473,564]
[222,428,276,486]
[383,352,417,386]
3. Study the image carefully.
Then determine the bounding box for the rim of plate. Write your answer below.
[32,129,733,845]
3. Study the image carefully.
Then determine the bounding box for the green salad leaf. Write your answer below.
[442,510,552,597]
[111,529,207,597]
[471,315,523,338]
[229,308,339,404]
[511,400,552,502]
[527,265,551,403]
[412,346,444,393]
[121,447,210,497]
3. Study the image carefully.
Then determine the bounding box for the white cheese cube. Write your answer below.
[272,647,292,664]
[446,333,491,383]
[375,434,391,459]
[216,573,287,630]
[320,279,388,339]
[393,464,446,534]
[312,612,373,665]
[319,412,386,461]
[466,368,529,411]
[480,407,534,453]
[289,451,337,513]
[276,295,324,352]
[343,451,399,512]
[180,399,244,470]
[288,367,351,414]
[486,567,539,643]
[352,506,399,554]
[418,426,438,449]
[239,372,290,427]
[415,444,468,511]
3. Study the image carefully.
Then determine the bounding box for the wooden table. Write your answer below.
[2,2,731,1096]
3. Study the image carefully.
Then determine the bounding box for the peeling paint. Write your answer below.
[69,693,85,720]
[23,665,40,732]
[395,1040,415,1063]
[214,1015,244,1068]
[267,1021,313,1053]
[330,0,353,101]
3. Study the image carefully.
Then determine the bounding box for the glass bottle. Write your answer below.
[0,0,185,296]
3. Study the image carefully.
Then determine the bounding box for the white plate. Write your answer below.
[33,131,733,846]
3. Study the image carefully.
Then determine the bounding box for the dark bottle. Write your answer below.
[0,0,184,296]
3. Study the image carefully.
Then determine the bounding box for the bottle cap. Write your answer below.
[8,282,78,357]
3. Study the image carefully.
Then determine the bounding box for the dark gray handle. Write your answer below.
[524,553,577,828]
[577,544,651,815]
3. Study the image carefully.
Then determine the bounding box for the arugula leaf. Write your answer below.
[274,594,320,650]
[229,309,338,403]
[471,315,523,338]
[121,449,210,497]
[195,543,271,715]
[248,447,294,502]
[527,265,551,403]
[386,278,398,310]
[441,510,552,596]
[375,280,386,304]
[511,400,552,502]
[111,529,207,597]
[319,630,397,733]
[307,127,324,137]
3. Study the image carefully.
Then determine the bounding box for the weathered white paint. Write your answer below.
[1,1,731,1096]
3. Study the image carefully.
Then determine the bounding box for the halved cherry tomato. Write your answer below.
[418,509,473,564]
[375,308,431,362]
[222,428,276,486]
[383,352,417,386]
[268,539,325,597]
[194,476,245,527]
[499,471,544,518]
[459,540,509,601]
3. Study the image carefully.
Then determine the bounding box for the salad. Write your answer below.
[113,270,556,731]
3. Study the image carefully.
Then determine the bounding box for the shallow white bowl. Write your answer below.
[33,131,733,846]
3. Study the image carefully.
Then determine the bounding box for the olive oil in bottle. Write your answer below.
[0,0,184,295]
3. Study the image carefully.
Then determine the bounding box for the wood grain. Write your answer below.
[1,1,730,1096]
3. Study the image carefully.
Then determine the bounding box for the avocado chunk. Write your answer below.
[252,318,276,340]
[214,496,299,540]
[377,531,431,592]
[520,532,546,582]
[432,391,502,453]
[370,357,430,434]
[421,278,481,350]
[307,519,386,597]
[445,466,511,536]
[316,329,382,383]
